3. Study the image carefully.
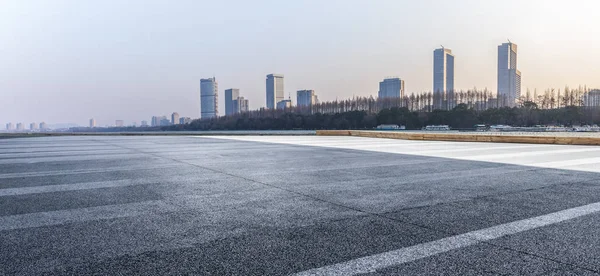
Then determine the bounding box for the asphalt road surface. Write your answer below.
[2,135,600,275]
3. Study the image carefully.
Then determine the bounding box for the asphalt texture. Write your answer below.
[1,135,600,275]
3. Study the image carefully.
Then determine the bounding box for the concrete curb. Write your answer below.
[316,130,600,146]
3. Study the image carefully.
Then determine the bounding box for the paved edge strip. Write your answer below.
[293,201,600,276]
[316,130,600,146]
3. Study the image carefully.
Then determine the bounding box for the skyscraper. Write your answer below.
[200,77,218,119]
[171,112,180,125]
[497,42,521,107]
[16,123,23,130]
[6,123,13,131]
[224,88,240,116]
[39,122,47,130]
[297,90,318,107]
[433,47,455,109]
[89,118,96,128]
[266,74,284,109]
[378,78,405,99]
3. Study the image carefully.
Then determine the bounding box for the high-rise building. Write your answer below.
[141,120,149,127]
[39,122,47,130]
[232,97,249,114]
[266,74,284,109]
[89,118,96,128]
[433,47,455,109]
[16,123,23,130]
[297,90,318,107]
[179,117,192,124]
[115,120,124,127]
[171,112,180,125]
[497,42,521,107]
[30,122,37,130]
[6,123,13,131]
[200,77,218,119]
[224,88,240,116]
[378,78,405,99]
[276,99,292,110]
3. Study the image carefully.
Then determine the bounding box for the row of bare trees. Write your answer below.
[272,87,599,116]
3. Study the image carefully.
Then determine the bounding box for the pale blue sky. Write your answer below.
[1,0,599,126]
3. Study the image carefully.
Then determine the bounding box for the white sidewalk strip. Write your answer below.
[294,201,600,276]
[204,136,600,173]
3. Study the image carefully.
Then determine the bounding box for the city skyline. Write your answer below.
[2,1,600,125]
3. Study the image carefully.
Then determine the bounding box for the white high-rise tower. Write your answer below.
[200,77,218,118]
[433,47,454,109]
[497,42,521,107]
[266,74,284,109]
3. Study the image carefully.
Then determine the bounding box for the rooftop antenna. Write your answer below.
[507,39,511,44]
[440,45,444,49]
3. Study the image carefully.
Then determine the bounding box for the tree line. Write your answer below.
[70,87,600,132]
[164,104,600,131]
[163,87,600,130]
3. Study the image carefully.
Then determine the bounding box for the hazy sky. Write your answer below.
[2,0,600,126]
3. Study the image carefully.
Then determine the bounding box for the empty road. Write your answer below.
[1,135,600,275]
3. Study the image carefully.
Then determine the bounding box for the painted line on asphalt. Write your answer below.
[0,200,179,231]
[0,179,155,196]
[0,163,180,179]
[0,153,150,164]
[294,201,600,276]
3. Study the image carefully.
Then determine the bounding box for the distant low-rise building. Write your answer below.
[179,117,192,124]
[297,90,318,107]
[376,124,405,130]
[160,117,171,126]
[115,120,124,127]
[379,78,405,99]
[151,116,168,127]
[233,97,249,114]
[276,99,292,110]
[141,120,149,127]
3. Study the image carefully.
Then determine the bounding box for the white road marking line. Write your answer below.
[0,179,152,196]
[0,201,179,231]
[294,201,600,276]
[0,163,180,179]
